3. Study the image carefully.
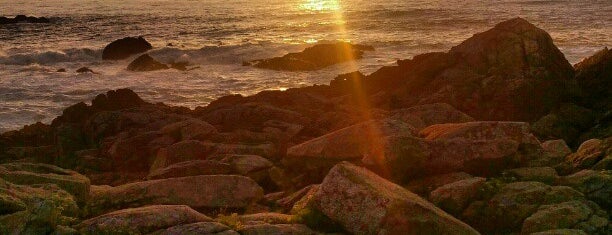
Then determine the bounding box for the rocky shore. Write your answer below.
[0,18,610,234]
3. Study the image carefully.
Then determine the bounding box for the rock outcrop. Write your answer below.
[332,18,577,122]
[247,42,374,71]
[302,162,480,234]
[102,37,153,60]
[0,18,610,234]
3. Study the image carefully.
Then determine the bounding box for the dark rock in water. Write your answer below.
[102,37,153,60]
[127,54,169,71]
[248,42,374,71]
[335,18,577,122]
[76,67,95,73]
[0,15,50,24]
[56,68,66,72]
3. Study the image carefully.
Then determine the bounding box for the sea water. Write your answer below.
[0,0,610,132]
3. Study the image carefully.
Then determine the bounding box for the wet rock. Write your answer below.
[77,205,212,234]
[147,160,232,180]
[308,162,480,235]
[151,221,238,235]
[521,200,609,234]
[504,167,559,184]
[0,163,90,205]
[429,177,487,215]
[127,54,169,71]
[248,42,374,71]
[0,15,50,24]
[89,88,147,112]
[389,103,475,130]
[102,36,153,60]
[85,175,264,216]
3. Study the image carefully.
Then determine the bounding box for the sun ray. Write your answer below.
[300,0,391,177]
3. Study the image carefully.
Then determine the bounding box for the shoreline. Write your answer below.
[0,17,610,234]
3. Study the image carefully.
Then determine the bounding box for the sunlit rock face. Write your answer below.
[333,18,577,122]
[307,162,480,235]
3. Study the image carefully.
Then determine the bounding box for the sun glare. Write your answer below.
[300,0,341,12]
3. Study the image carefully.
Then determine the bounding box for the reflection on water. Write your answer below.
[0,0,610,131]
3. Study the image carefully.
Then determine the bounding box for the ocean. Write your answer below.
[0,0,610,132]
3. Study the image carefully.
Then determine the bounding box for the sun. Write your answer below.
[300,0,341,12]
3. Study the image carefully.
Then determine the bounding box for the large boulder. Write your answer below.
[285,118,416,183]
[85,175,264,216]
[77,205,212,234]
[0,163,90,205]
[127,54,169,71]
[247,42,374,71]
[306,162,480,235]
[102,37,153,60]
[344,18,576,121]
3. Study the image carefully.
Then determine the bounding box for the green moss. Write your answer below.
[216,213,243,230]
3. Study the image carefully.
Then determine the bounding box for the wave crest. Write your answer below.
[0,48,101,65]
